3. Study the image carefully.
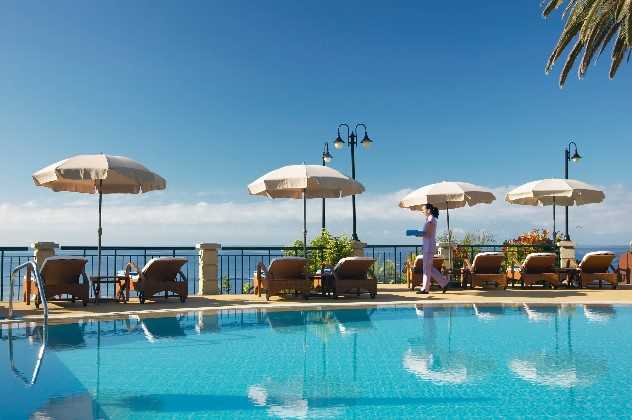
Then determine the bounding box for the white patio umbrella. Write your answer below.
[398,181,496,264]
[248,164,364,257]
[505,178,605,239]
[33,154,166,280]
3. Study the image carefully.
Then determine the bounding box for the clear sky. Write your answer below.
[0,1,630,246]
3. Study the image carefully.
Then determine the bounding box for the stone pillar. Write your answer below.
[196,243,220,295]
[31,242,59,269]
[557,240,577,268]
[351,240,366,257]
[437,241,454,270]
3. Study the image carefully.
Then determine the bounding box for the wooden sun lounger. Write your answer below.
[125,257,188,303]
[577,251,618,289]
[461,252,507,289]
[405,255,445,290]
[255,257,309,301]
[331,257,377,299]
[519,253,560,288]
[25,257,90,308]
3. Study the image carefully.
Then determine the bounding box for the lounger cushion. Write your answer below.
[40,257,88,284]
[579,251,615,273]
[141,257,187,279]
[471,252,504,274]
[334,257,375,279]
[267,257,306,279]
[522,253,557,273]
[413,255,444,270]
[40,256,88,272]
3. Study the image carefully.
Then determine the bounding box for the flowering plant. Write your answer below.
[502,228,555,268]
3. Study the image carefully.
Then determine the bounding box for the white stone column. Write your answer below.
[351,240,366,257]
[196,243,220,295]
[557,240,577,268]
[31,242,59,269]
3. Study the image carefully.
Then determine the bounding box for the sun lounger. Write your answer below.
[405,255,445,290]
[26,257,90,308]
[518,253,560,288]
[125,257,188,303]
[255,257,309,301]
[577,251,618,289]
[331,257,377,298]
[461,252,507,289]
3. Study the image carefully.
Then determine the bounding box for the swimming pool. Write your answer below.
[2,304,631,419]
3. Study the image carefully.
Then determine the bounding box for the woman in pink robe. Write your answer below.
[418,204,449,294]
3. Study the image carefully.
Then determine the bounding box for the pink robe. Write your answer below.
[422,215,448,292]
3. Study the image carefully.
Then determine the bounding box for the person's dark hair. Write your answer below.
[425,204,439,218]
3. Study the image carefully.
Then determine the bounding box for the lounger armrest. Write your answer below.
[177,270,188,283]
[81,269,91,288]
[256,261,269,281]
[124,261,142,279]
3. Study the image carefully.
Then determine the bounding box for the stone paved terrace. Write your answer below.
[2,284,632,324]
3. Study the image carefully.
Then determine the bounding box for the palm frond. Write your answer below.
[560,40,584,86]
[543,0,566,16]
[543,0,632,86]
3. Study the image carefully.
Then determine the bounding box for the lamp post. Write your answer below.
[321,142,332,231]
[333,123,373,241]
[563,141,582,240]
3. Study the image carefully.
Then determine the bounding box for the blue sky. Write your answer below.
[0,1,630,246]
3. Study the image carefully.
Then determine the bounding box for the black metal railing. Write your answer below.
[2,243,561,301]
[218,246,325,294]
[1,247,32,302]
[58,246,199,298]
[364,245,422,284]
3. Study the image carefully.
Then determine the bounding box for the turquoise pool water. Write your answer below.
[2,304,631,419]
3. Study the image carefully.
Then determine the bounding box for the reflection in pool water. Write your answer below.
[1,304,630,418]
[403,306,494,384]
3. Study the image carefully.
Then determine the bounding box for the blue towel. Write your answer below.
[406,229,423,237]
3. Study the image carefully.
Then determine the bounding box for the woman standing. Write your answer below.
[417,204,449,294]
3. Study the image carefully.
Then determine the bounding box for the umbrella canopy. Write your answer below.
[33,154,166,296]
[248,164,364,199]
[398,181,496,211]
[505,178,604,207]
[505,178,605,239]
[33,154,166,194]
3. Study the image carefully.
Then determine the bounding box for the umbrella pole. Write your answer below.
[446,204,452,269]
[303,190,309,299]
[553,197,556,242]
[97,180,103,303]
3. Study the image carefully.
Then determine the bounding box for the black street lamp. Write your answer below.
[321,142,332,231]
[563,141,582,240]
[333,123,373,241]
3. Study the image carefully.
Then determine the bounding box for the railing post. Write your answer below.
[196,243,220,295]
[31,242,58,269]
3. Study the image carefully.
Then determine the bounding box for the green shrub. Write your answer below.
[285,229,354,273]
